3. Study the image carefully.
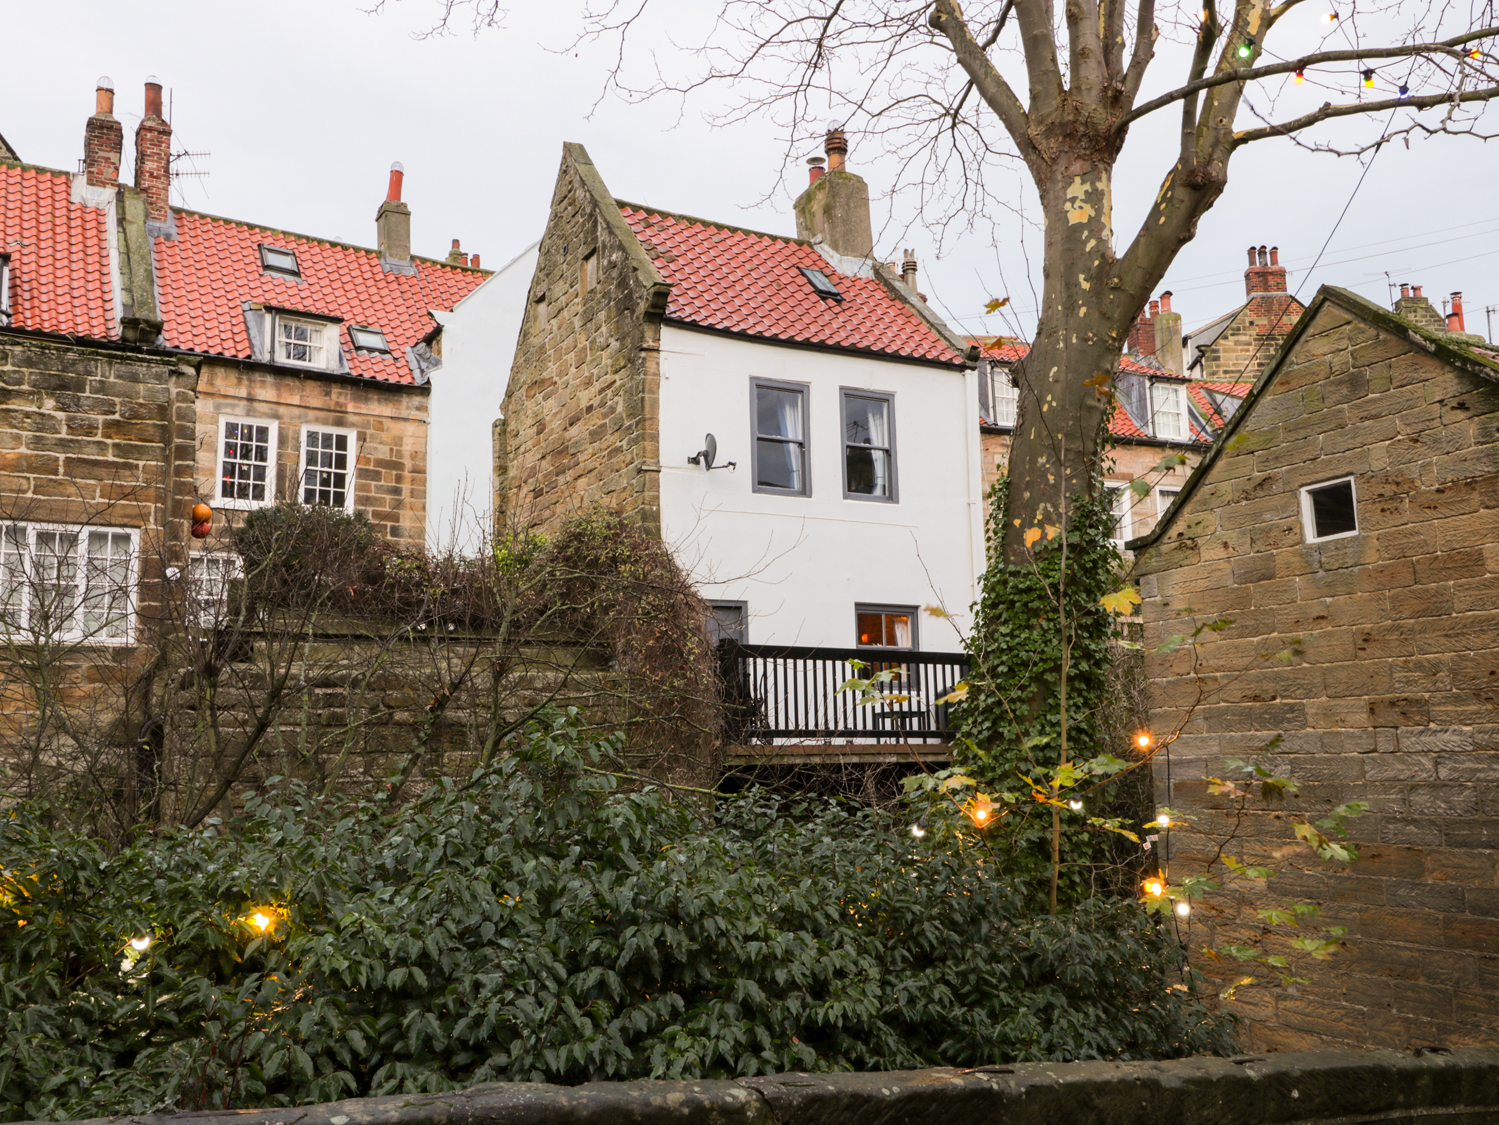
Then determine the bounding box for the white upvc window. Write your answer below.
[0,523,138,644]
[1106,484,1132,549]
[1150,382,1186,441]
[274,314,332,369]
[299,424,358,510]
[1300,476,1359,543]
[990,367,1018,427]
[187,552,243,628]
[216,416,278,509]
[1157,487,1181,516]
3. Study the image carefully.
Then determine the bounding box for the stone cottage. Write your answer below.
[1129,284,1499,1051]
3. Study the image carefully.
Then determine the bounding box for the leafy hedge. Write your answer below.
[0,713,1233,1120]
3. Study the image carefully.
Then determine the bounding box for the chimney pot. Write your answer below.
[1149,299,1160,316]
[807,156,826,186]
[471,253,480,268]
[1400,283,1410,298]
[1414,285,1424,298]
[1160,290,1173,313]
[143,78,163,120]
[1449,291,1466,333]
[1269,246,1279,266]
[95,78,115,115]
[825,128,848,173]
[793,130,872,257]
[377,164,412,265]
[387,161,405,203]
[461,253,470,267]
[901,248,918,289]
[84,76,124,188]
[1247,246,1258,266]
[1258,245,1269,267]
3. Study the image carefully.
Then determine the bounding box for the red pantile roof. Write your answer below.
[972,336,1165,377]
[0,163,116,339]
[156,211,487,384]
[619,206,965,366]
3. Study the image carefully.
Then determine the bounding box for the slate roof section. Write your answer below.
[618,205,966,367]
[155,210,488,385]
[0,162,116,339]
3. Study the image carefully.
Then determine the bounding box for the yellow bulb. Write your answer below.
[1175,901,1192,917]
[1068,799,1083,811]
[909,823,926,838]
[129,936,151,952]
[252,912,271,931]
[1155,814,1171,828]
[1145,880,1164,897]
[975,808,989,821]
[1322,10,1337,21]
[1136,733,1152,749]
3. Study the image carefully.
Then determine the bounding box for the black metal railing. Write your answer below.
[718,641,970,743]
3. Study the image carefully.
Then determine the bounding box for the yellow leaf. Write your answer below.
[1084,372,1112,388]
[1023,527,1043,549]
[1220,975,1256,1001]
[1099,586,1143,615]
[924,604,951,619]
[940,774,978,791]
[936,682,970,705]
[984,297,1010,313]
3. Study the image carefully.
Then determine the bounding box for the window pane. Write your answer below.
[845,447,890,496]
[856,612,886,647]
[80,530,132,638]
[756,387,803,441]
[0,526,24,631]
[707,603,745,644]
[1310,481,1357,538]
[31,530,78,636]
[1107,487,1130,544]
[992,374,1018,427]
[843,396,889,448]
[1151,384,1185,440]
[303,430,351,507]
[756,438,802,492]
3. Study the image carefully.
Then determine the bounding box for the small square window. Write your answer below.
[707,601,748,645]
[1301,477,1358,543]
[856,606,916,649]
[799,267,843,300]
[349,325,389,353]
[259,245,301,277]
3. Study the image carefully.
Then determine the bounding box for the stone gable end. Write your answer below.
[496,147,664,538]
[1133,294,1499,1052]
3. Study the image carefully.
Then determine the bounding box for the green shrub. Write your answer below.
[0,713,1233,1120]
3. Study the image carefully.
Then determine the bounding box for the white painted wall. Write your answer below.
[658,324,984,651]
[427,240,540,553]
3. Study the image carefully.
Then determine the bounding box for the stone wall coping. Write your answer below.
[28,1048,1499,1125]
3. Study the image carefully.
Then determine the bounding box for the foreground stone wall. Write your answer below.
[1133,290,1499,1051]
[31,1049,1499,1125]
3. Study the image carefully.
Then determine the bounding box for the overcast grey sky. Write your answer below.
[3,0,1497,347]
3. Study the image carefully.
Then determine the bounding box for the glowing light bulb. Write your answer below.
[1398,84,1411,99]
[129,936,151,952]
[1470,48,1481,59]
[1175,901,1192,917]
[1145,880,1164,897]
[1322,10,1338,21]
[910,823,926,838]
[1068,800,1084,811]
[1156,815,1171,828]
[1363,69,1375,88]
[252,912,272,931]
[1136,733,1152,749]
[1236,40,1254,59]
[1294,68,1305,84]
[975,807,989,821]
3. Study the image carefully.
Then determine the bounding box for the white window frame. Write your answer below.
[186,552,244,628]
[1150,381,1187,441]
[0,253,11,326]
[1300,475,1360,544]
[1157,487,1181,517]
[989,367,1018,428]
[215,416,279,511]
[270,312,338,371]
[0,522,139,645]
[1106,484,1132,549]
[298,424,358,511]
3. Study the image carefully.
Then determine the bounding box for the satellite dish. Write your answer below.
[702,433,717,470]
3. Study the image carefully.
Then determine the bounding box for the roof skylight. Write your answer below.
[259,245,301,277]
[799,267,843,301]
[349,325,390,353]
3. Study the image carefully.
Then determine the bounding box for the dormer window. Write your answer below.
[349,325,390,353]
[799,267,843,301]
[275,315,329,368]
[1150,381,1186,441]
[259,245,301,277]
[0,253,10,326]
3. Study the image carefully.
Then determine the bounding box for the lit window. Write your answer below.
[990,367,1018,428]
[0,253,10,327]
[856,605,916,649]
[1106,485,1132,549]
[581,251,597,294]
[1157,487,1180,516]
[0,523,137,643]
[1301,476,1358,543]
[259,245,301,277]
[842,391,896,501]
[300,425,356,509]
[752,381,808,496]
[799,267,843,300]
[348,325,389,353]
[1150,382,1186,441]
[187,553,243,628]
[217,417,277,509]
[275,316,329,369]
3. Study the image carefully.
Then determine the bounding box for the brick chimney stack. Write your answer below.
[132,77,172,222]
[1127,302,1158,357]
[792,128,874,259]
[377,162,412,267]
[1244,244,1288,298]
[83,77,123,189]
[1447,292,1466,333]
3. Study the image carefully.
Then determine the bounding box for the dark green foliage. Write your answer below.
[235,504,380,610]
[956,478,1131,903]
[0,712,1232,1120]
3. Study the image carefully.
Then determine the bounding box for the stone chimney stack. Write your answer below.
[792,128,873,259]
[133,77,172,222]
[1155,290,1185,378]
[1447,292,1466,334]
[445,238,464,265]
[1244,244,1288,298]
[1393,283,1447,333]
[83,77,123,189]
[377,162,412,267]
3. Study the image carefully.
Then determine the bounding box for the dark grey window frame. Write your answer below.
[706,600,749,644]
[840,388,898,503]
[798,266,843,301]
[259,244,301,278]
[1300,475,1359,543]
[855,602,920,650]
[750,377,811,497]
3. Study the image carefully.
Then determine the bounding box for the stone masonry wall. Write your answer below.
[1197,295,1304,386]
[1133,298,1499,1051]
[496,145,665,538]
[194,361,428,543]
